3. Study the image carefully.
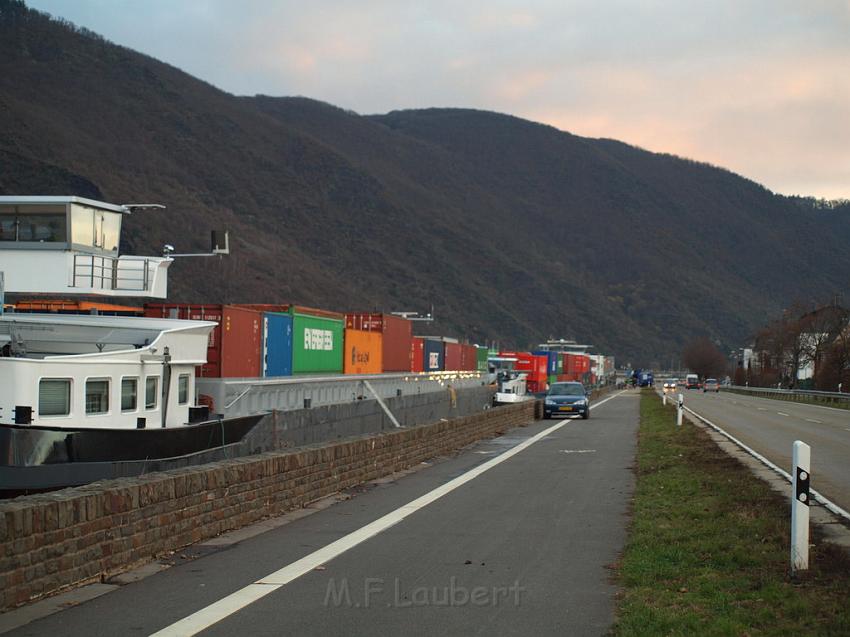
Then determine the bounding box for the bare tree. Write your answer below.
[682,337,727,380]
[799,304,849,386]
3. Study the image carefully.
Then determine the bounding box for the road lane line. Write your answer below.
[805,418,823,424]
[777,412,790,417]
[757,407,767,411]
[150,392,624,636]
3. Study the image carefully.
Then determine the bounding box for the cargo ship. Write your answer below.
[0,196,616,493]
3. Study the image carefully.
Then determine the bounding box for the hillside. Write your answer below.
[1,0,848,365]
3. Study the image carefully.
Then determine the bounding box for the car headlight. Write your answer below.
[575,398,587,406]
[545,399,555,406]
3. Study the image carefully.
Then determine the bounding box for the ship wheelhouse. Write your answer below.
[0,196,171,298]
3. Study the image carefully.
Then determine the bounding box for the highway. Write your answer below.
[676,389,850,513]
[4,392,637,637]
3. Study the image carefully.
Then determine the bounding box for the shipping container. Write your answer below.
[501,351,548,393]
[262,312,293,377]
[444,342,462,370]
[291,312,344,374]
[343,328,383,375]
[476,346,489,372]
[533,351,560,376]
[458,344,478,371]
[548,374,558,387]
[345,313,413,372]
[144,304,263,378]
[422,338,444,372]
[410,337,424,372]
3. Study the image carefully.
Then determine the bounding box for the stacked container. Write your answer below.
[475,346,489,372]
[459,344,478,371]
[290,309,344,375]
[345,313,413,372]
[143,304,263,378]
[444,341,462,371]
[343,329,383,375]
[232,304,345,376]
[410,337,424,372]
[420,337,445,372]
[262,312,293,377]
[501,351,548,393]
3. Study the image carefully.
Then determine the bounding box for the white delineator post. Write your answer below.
[662,391,667,406]
[676,393,683,426]
[791,440,811,574]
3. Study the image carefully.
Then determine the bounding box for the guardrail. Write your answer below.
[196,370,490,419]
[723,385,850,407]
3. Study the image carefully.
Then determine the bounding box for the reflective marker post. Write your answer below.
[791,440,811,575]
[662,391,667,406]
[677,393,684,426]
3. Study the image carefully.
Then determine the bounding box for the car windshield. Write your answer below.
[706,379,717,383]
[548,383,585,396]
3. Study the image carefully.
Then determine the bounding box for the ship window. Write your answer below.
[39,379,71,416]
[71,205,95,246]
[85,378,110,414]
[178,374,189,405]
[121,377,138,412]
[145,376,158,409]
[0,205,67,243]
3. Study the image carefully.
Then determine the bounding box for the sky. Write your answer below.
[27,0,850,199]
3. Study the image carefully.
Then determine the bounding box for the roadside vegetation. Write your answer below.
[614,391,850,636]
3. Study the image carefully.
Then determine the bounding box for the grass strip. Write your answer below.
[613,391,850,636]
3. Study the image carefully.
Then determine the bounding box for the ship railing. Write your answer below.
[72,254,151,292]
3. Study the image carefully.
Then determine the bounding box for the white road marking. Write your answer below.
[805,418,822,424]
[777,412,790,417]
[757,407,767,411]
[559,449,597,454]
[150,393,623,636]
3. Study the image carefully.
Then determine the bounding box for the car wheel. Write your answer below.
[582,411,589,420]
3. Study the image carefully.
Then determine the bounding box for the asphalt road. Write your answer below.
[675,389,850,512]
[5,391,638,637]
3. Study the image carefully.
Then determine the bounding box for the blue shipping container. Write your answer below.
[533,351,559,375]
[423,338,444,371]
[263,312,293,377]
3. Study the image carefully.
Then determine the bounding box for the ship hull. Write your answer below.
[0,415,263,494]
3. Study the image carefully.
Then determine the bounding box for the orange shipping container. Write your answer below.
[343,329,383,375]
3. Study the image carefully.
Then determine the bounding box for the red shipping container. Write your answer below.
[444,342,462,370]
[460,344,477,371]
[345,313,413,372]
[501,352,548,392]
[409,337,424,372]
[144,304,263,378]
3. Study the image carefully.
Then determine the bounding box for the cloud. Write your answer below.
[26,0,850,197]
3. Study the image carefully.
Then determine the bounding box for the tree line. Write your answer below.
[739,301,850,390]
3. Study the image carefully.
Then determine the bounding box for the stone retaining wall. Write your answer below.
[0,400,536,610]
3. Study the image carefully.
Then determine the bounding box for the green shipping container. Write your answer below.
[291,312,344,374]
[476,346,489,371]
[548,374,558,387]
[556,357,564,374]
